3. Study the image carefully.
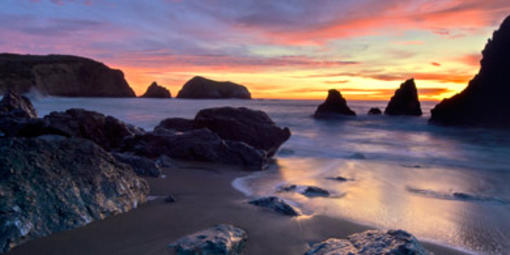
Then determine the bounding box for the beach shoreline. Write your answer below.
[7,163,469,255]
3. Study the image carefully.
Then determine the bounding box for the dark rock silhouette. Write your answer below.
[314,89,356,118]
[384,79,422,116]
[141,82,171,98]
[248,196,300,216]
[0,53,135,97]
[368,107,382,115]
[194,107,291,157]
[112,152,162,177]
[0,90,37,118]
[0,136,148,253]
[177,76,251,99]
[154,118,195,132]
[430,16,510,127]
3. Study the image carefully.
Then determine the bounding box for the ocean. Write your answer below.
[30,97,510,255]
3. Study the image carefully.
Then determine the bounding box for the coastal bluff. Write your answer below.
[0,53,135,97]
[177,76,251,99]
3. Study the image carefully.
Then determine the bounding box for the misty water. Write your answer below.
[30,97,510,255]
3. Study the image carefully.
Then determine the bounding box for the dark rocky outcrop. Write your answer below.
[169,224,247,255]
[120,128,267,169]
[384,79,422,116]
[0,136,149,253]
[367,107,382,115]
[430,16,510,127]
[141,82,171,98]
[111,152,162,177]
[277,184,330,198]
[314,89,356,118]
[177,76,251,99]
[0,53,135,97]
[194,107,290,157]
[154,118,196,132]
[305,229,430,255]
[248,196,300,216]
[0,90,37,118]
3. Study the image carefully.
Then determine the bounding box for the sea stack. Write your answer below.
[0,54,135,97]
[314,89,356,118]
[430,16,510,127]
[384,78,422,116]
[141,82,171,98]
[176,76,251,99]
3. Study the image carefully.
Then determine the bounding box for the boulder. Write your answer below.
[384,79,422,116]
[306,229,430,255]
[120,128,267,169]
[177,76,251,99]
[0,90,37,118]
[169,224,247,255]
[314,89,356,118]
[141,82,171,98]
[0,53,135,97]
[367,107,382,115]
[194,107,291,157]
[0,136,149,253]
[43,108,144,150]
[248,196,300,216]
[154,118,196,132]
[111,152,162,177]
[430,16,510,127]
[302,186,330,198]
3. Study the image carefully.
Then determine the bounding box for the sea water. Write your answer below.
[30,97,510,255]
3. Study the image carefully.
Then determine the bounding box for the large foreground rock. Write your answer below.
[177,76,251,99]
[111,152,162,177]
[385,79,422,116]
[169,224,247,255]
[195,107,291,157]
[0,136,149,253]
[0,90,37,118]
[0,53,135,97]
[314,89,356,118]
[306,230,430,255]
[430,16,510,127]
[141,82,171,98]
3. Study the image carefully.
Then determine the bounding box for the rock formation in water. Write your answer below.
[248,196,300,216]
[368,107,382,115]
[314,89,356,118]
[430,16,510,127]
[384,79,422,116]
[0,90,37,118]
[0,53,135,97]
[141,82,171,98]
[0,136,149,253]
[177,76,251,99]
[305,229,430,255]
[169,224,247,255]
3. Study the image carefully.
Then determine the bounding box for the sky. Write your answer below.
[1,0,510,100]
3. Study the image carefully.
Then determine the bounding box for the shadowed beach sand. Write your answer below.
[8,163,469,255]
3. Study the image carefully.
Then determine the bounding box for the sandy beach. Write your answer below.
[7,162,468,255]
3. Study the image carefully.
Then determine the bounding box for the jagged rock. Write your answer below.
[367,107,382,115]
[0,90,37,118]
[248,196,300,216]
[306,229,430,255]
[169,224,247,255]
[111,152,161,177]
[0,53,135,97]
[430,16,510,127]
[177,76,251,99]
[0,136,149,253]
[194,107,291,157]
[120,128,267,169]
[303,186,330,198]
[43,108,144,150]
[141,82,171,98]
[314,89,356,118]
[384,79,422,116]
[155,118,196,132]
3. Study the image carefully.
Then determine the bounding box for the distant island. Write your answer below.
[177,76,251,99]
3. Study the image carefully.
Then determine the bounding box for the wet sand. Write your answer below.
[8,163,469,255]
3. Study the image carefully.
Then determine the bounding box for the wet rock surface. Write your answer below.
[111,152,162,177]
[248,196,300,216]
[177,76,251,99]
[430,16,510,127]
[0,136,149,253]
[141,82,171,98]
[0,90,37,118]
[384,79,422,116]
[168,224,247,255]
[306,229,430,255]
[314,89,356,118]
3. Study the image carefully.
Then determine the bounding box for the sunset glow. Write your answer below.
[2,0,510,100]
